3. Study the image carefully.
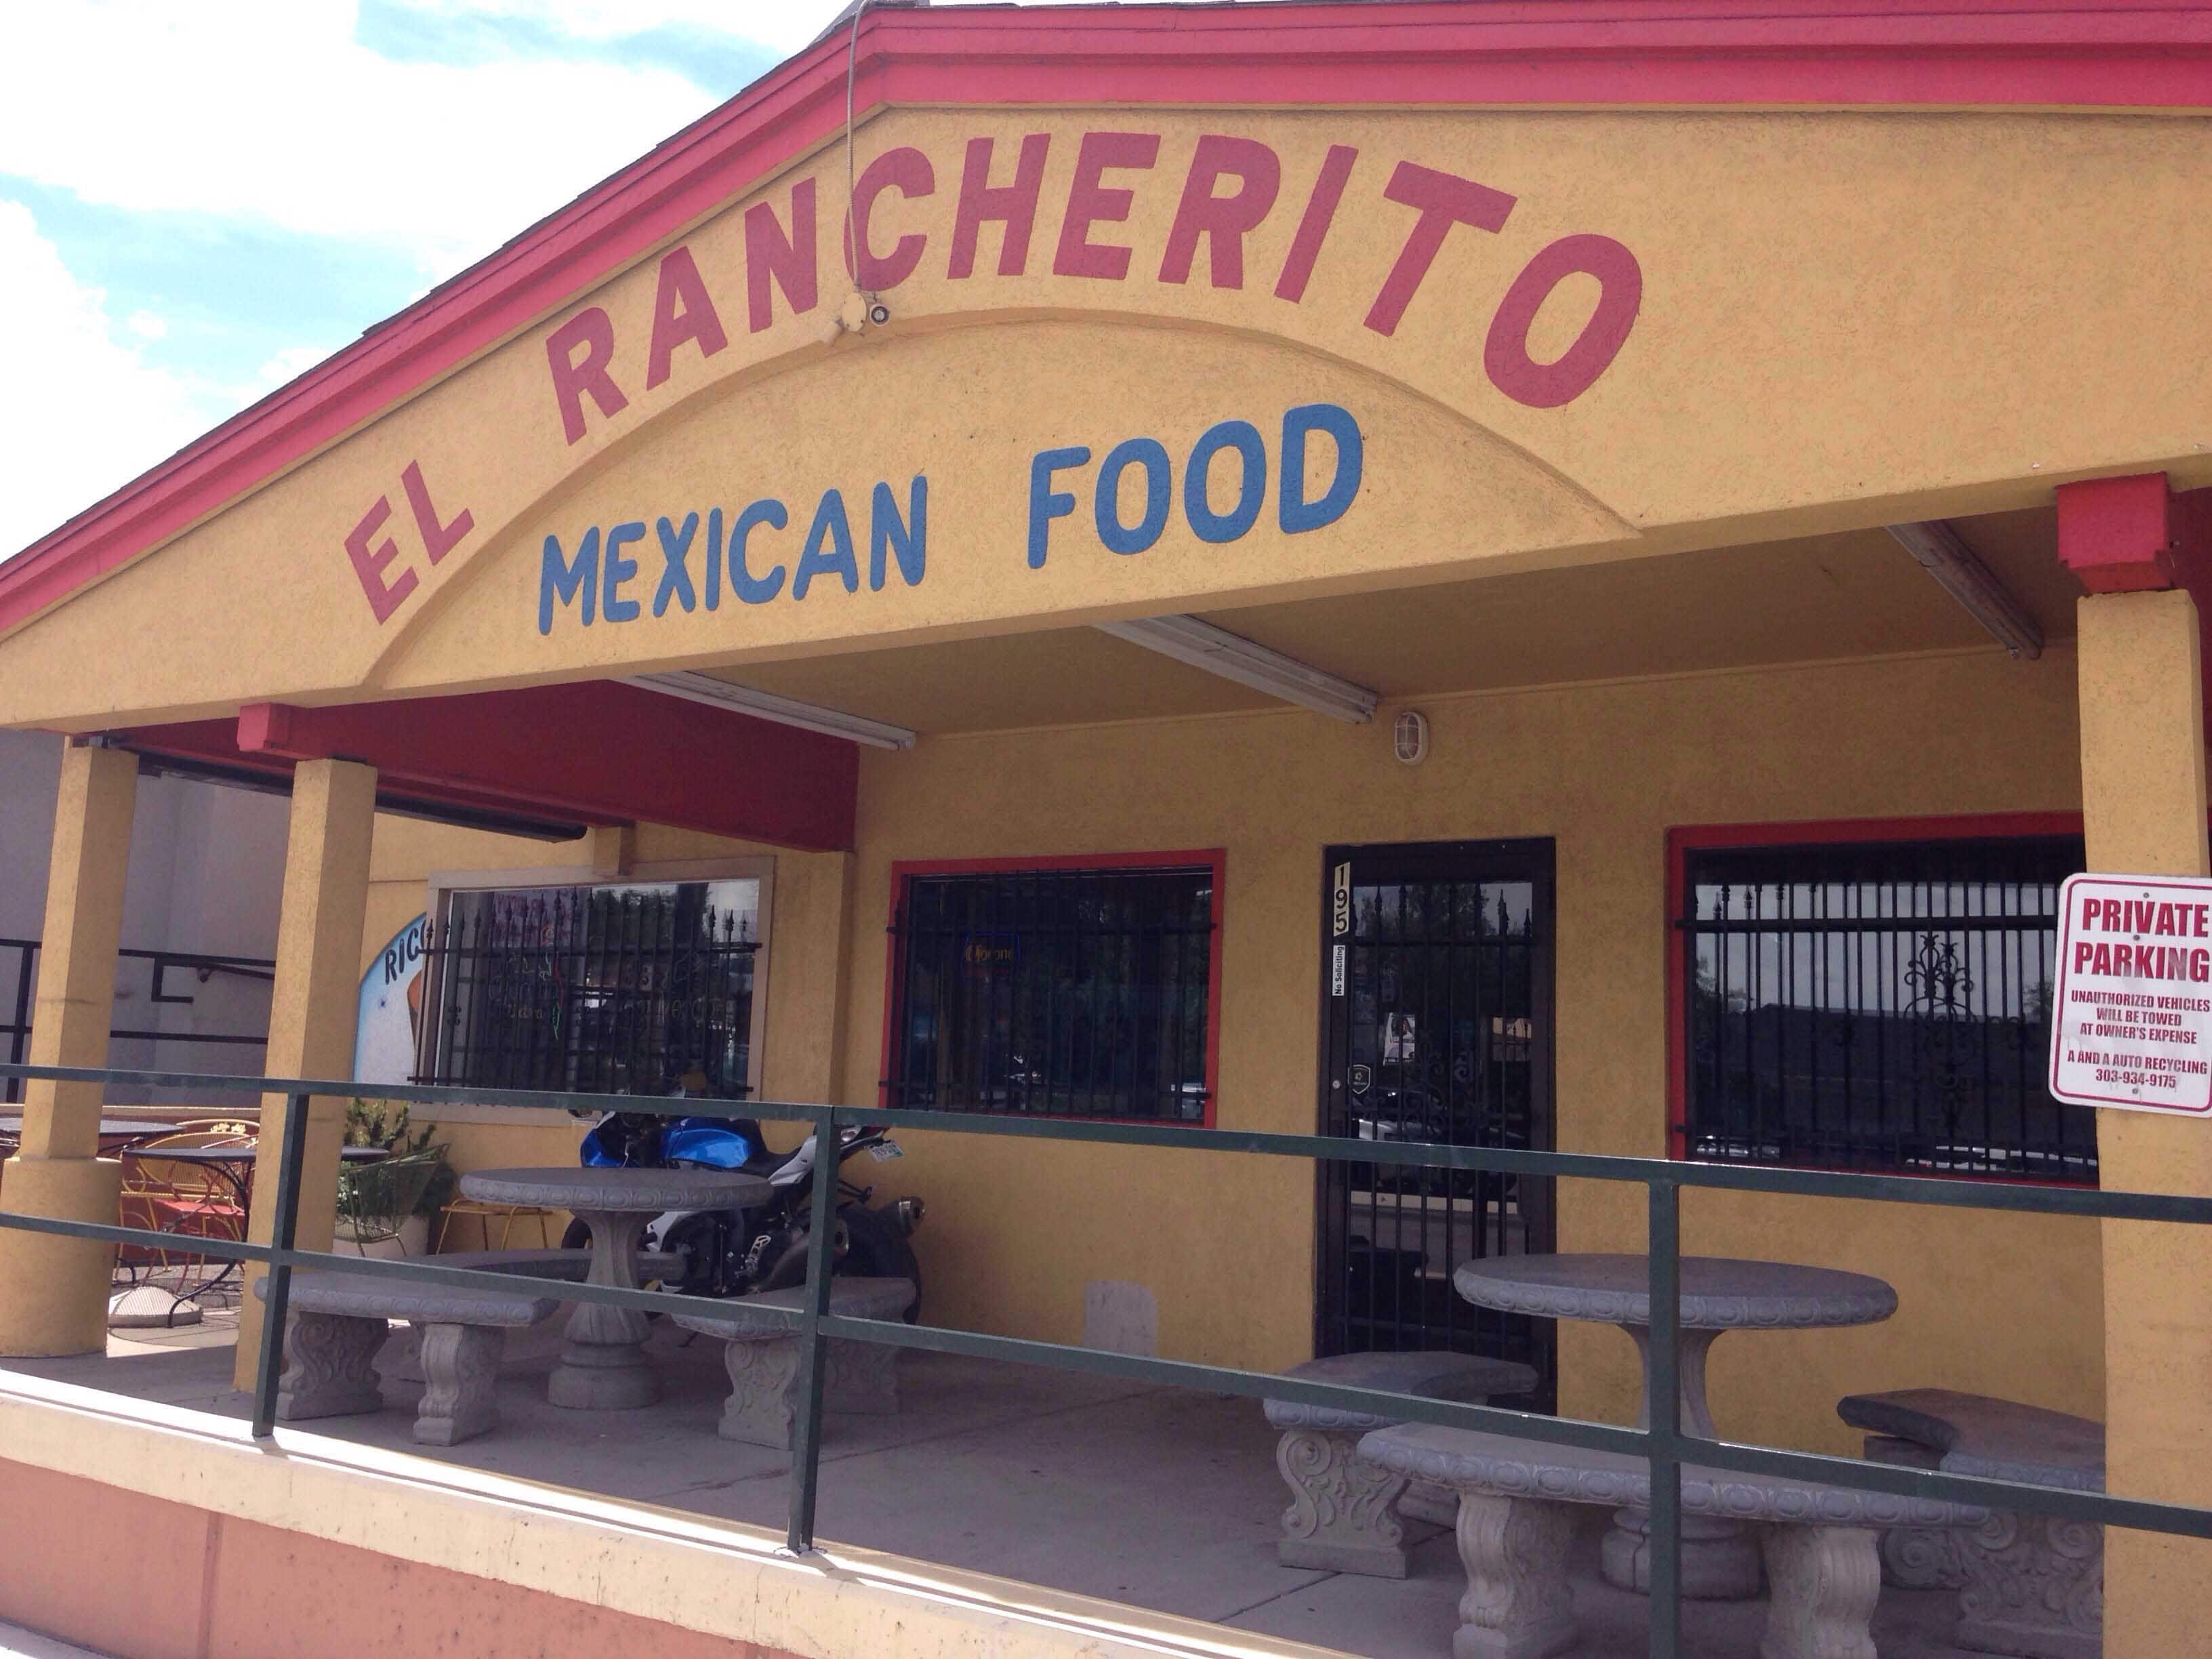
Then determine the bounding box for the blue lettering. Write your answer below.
[1094,437,1171,556]
[704,506,723,611]
[537,526,600,634]
[730,500,787,603]
[1027,446,1090,569]
[869,476,928,592]
[602,520,645,622]
[652,512,699,617]
[1184,420,1267,544]
[1280,403,1363,533]
[794,490,859,600]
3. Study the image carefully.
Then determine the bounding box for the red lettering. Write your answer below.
[345,496,415,624]
[1052,131,1160,281]
[2158,903,2179,937]
[2198,905,2210,937]
[2194,948,2210,981]
[2092,943,2112,975]
[2117,944,2137,975]
[948,134,1050,279]
[545,307,628,446]
[2083,897,2106,931]
[1273,144,1357,304]
[1363,160,1514,337]
[745,178,819,332]
[644,245,729,390]
[400,462,472,567]
[1484,234,1643,409]
[1158,134,1280,289]
[844,147,935,289]
[2076,943,2095,972]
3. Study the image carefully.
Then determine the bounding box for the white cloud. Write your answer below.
[0,2,728,276]
[125,310,168,342]
[392,0,846,55]
[0,203,216,558]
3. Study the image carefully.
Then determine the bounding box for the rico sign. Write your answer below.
[2049,872,2212,1115]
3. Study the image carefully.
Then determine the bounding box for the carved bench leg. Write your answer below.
[1277,1427,1410,1576]
[1452,1494,1579,1659]
[1758,1524,1881,1659]
[1954,1511,2104,1659]
[716,1335,804,1448]
[1864,1434,1967,1591]
[415,1323,504,1446]
[277,1310,387,1421]
[825,1338,899,1415]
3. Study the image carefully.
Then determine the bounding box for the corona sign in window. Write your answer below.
[2049,873,2212,1115]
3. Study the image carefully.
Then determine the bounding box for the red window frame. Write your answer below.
[1664,811,2089,1171]
[878,848,1227,1127]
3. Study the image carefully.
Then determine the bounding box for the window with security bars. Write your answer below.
[886,861,1218,1122]
[1677,833,2096,1183]
[417,879,760,1099]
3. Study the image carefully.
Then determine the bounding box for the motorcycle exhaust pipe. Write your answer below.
[756,1222,852,1294]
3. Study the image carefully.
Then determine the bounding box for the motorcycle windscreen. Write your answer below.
[661,1121,760,1169]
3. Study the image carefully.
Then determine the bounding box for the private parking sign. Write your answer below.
[2049,873,2212,1115]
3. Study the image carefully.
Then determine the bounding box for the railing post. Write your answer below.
[4,943,31,1105]
[785,1105,842,1553]
[1647,1174,1683,1659]
[250,1090,312,1437]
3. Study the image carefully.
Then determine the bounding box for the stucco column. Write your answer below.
[232,758,377,1389]
[2078,587,2212,1656]
[0,743,138,1355]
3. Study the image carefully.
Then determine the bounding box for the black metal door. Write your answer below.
[1315,840,1555,1408]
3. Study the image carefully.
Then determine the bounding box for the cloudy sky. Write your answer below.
[0,0,1107,562]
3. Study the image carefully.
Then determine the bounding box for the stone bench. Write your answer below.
[1360,1423,1986,1659]
[672,1276,915,1449]
[1839,1389,2106,1659]
[253,1247,680,1446]
[1264,1351,1539,1578]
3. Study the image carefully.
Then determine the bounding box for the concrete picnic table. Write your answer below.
[1454,1252,1898,1599]
[458,1166,769,1409]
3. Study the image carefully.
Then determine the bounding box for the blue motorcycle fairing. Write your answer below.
[661,1119,760,1170]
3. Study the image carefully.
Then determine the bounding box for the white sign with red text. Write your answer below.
[2049,873,2212,1114]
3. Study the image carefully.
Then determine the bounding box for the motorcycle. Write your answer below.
[565,1094,925,1317]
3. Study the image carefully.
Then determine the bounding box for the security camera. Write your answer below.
[868,302,890,327]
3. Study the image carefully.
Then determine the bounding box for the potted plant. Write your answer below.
[335,1098,455,1258]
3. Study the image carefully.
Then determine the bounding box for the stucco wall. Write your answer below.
[832,643,2099,1455]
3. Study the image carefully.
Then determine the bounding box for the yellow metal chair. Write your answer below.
[434,1196,554,1254]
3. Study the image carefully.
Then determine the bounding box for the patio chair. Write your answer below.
[337,1146,446,1251]
[434,1195,553,1254]
[116,1130,255,1298]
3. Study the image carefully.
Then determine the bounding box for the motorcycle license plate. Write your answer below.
[868,1141,904,1162]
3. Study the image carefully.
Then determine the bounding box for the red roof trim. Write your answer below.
[5,0,2207,636]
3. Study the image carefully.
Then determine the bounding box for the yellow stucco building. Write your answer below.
[3,3,2212,1655]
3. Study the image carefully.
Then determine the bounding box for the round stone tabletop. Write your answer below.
[459,1166,771,1213]
[1454,1254,1896,1331]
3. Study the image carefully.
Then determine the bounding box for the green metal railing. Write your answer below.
[5,1061,2211,1657]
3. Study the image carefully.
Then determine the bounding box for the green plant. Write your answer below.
[344,1098,457,1218]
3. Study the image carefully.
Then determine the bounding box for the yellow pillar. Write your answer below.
[0,743,137,1355]
[2078,587,2212,1656]
[232,758,377,1389]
